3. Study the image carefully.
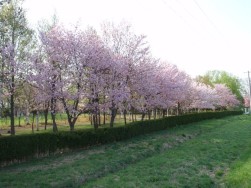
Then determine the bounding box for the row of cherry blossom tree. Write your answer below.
[0,1,240,134]
[26,22,240,132]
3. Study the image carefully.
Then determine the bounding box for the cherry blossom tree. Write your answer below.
[101,21,150,126]
[188,82,240,111]
[130,58,160,120]
[100,55,129,127]
[83,28,122,129]
[30,25,79,132]
[31,25,127,130]
[157,63,192,115]
[189,82,217,111]
[214,84,240,109]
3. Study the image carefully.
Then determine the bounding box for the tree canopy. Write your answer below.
[196,70,244,103]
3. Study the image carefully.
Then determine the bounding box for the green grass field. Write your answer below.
[1,115,251,187]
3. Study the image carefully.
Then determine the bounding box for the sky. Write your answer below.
[23,0,251,80]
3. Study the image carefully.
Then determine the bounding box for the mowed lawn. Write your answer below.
[1,115,251,187]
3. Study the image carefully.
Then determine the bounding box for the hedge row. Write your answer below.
[0,110,242,166]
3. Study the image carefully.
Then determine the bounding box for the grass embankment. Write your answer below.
[0,115,251,187]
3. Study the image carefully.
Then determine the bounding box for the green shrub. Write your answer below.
[0,111,242,166]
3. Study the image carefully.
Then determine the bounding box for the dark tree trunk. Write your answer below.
[177,102,180,116]
[50,72,58,133]
[90,114,93,125]
[50,98,58,133]
[141,113,145,121]
[103,111,106,125]
[51,112,57,132]
[36,111,39,131]
[69,117,78,131]
[93,114,98,130]
[64,106,79,132]
[110,108,117,128]
[10,31,15,135]
[123,110,127,125]
[44,109,48,130]
[92,102,99,130]
[148,111,151,120]
[10,76,15,135]
[158,109,161,119]
[31,112,34,133]
[98,110,101,127]
[18,112,21,127]
[69,122,74,131]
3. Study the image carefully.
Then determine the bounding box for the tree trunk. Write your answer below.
[10,74,15,135]
[141,113,145,121]
[10,29,15,135]
[70,123,74,131]
[50,70,58,132]
[148,110,151,120]
[36,111,39,131]
[110,108,117,128]
[93,114,98,130]
[103,111,106,125]
[90,114,93,125]
[25,108,30,125]
[131,111,134,122]
[50,93,58,132]
[110,114,115,128]
[31,112,34,133]
[64,109,79,132]
[123,110,127,125]
[176,102,182,116]
[98,110,101,126]
[44,109,48,130]
[18,112,21,127]
[68,118,75,131]
[51,112,58,132]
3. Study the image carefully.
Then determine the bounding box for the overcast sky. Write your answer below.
[23,0,251,79]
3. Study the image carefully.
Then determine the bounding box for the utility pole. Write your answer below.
[247,71,251,114]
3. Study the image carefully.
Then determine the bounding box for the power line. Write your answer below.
[162,0,184,19]
[161,0,196,31]
[192,0,226,40]
[175,0,202,25]
[161,0,230,47]
[162,0,226,40]
[175,0,215,33]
